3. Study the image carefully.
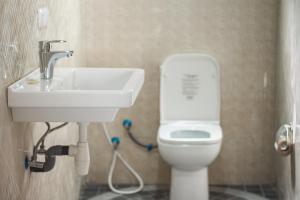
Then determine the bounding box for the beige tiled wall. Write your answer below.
[83,0,279,185]
[0,1,280,198]
[0,0,84,199]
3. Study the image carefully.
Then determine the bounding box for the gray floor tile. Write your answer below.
[79,184,279,200]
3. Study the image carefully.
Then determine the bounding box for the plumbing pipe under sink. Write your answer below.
[28,122,90,175]
[69,122,90,176]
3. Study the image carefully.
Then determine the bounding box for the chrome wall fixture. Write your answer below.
[274,123,294,156]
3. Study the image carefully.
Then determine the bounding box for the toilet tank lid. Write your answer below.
[160,53,221,122]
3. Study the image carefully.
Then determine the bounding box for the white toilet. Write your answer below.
[157,54,223,200]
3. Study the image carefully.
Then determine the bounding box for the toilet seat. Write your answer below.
[158,123,222,145]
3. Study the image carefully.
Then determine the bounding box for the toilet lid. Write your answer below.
[158,123,222,145]
[160,54,220,122]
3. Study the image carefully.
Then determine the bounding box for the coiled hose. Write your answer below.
[102,123,144,194]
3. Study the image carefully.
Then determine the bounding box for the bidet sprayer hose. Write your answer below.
[102,123,144,194]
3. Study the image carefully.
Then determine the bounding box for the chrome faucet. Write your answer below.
[39,40,73,80]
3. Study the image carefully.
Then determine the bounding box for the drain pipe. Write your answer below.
[30,145,69,172]
[29,122,91,175]
[69,122,90,175]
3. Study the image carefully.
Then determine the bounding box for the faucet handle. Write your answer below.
[39,40,67,52]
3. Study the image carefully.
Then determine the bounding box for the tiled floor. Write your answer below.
[79,185,278,200]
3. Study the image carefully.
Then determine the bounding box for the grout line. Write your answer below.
[259,184,266,197]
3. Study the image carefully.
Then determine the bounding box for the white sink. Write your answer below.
[8,68,144,122]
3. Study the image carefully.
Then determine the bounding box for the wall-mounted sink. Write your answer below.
[8,68,144,122]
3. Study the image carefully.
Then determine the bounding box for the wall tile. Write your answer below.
[84,0,279,185]
[0,0,85,199]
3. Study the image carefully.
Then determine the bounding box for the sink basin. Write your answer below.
[8,68,144,122]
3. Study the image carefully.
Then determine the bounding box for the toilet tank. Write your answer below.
[160,54,220,123]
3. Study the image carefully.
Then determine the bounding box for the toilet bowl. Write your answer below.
[157,54,223,200]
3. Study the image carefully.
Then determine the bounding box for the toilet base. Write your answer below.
[170,167,208,200]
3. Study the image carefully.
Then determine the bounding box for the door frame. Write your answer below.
[293,0,300,198]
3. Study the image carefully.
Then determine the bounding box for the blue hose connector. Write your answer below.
[147,144,153,152]
[24,156,29,169]
[122,119,133,129]
[111,137,120,145]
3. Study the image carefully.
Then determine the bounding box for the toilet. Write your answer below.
[157,54,223,200]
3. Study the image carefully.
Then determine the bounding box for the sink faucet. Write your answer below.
[39,40,73,80]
